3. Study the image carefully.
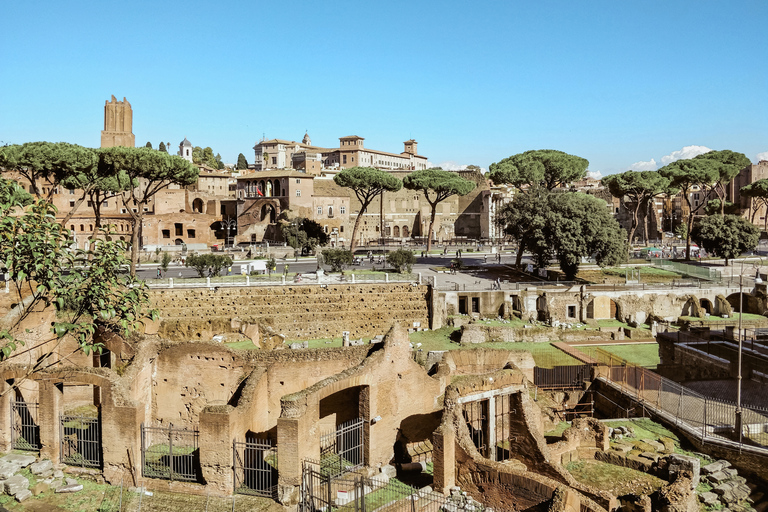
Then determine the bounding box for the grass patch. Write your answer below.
[565,459,665,495]
[604,418,678,443]
[223,340,259,351]
[590,343,660,369]
[545,421,571,437]
[680,313,767,323]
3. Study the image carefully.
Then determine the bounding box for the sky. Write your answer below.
[1,0,766,177]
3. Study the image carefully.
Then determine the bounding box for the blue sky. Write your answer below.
[1,0,766,176]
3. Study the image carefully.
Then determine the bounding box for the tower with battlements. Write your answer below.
[100,95,135,148]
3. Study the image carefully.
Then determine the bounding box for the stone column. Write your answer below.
[277,398,320,489]
[100,386,144,486]
[199,405,235,494]
[38,380,62,463]
[432,427,455,493]
[0,380,12,452]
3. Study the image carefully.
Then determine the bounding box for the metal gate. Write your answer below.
[533,364,592,389]
[233,438,277,497]
[320,417,364,477]
[141,423,200,482]
[60,414,101,468]
[10,399,40,451]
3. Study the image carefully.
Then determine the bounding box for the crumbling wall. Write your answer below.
[150,284,430,341]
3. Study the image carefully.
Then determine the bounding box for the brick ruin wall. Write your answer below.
[149,284,431,341]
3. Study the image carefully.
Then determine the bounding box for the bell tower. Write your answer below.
[100,95,135,148]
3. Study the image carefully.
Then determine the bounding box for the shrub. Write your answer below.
[387,249,416,273]
[322,248,352,272]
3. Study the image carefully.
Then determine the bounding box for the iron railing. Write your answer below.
[141,423,200,482]
[60,414,101,468]
[320,417,365,477]
[10,399,40,451]
[233,438,277,498]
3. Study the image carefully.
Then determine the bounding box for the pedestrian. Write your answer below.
[227,266,232,275]
[484,255,487,263]
[495,278,501,290]
[497,253,501,264]
[156,268,161,279]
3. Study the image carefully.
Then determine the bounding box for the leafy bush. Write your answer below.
[322,248,352,272]
[386,249,416,273]
[185,253,233,277]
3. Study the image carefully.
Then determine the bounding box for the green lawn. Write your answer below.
[586,343,660,369]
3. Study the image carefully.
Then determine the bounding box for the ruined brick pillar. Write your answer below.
[199,406,235,494]
[432,426,455,493]
[38,380,62,463]
[0,380,12,452]
[277,397,320,489]
[100,385,144,486]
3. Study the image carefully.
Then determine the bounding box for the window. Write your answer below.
[567,305,576,318]
[132,208,138,213]
[296,178,301,184]
[175,223,183,236]
[70,225,74,231]
[187,229,196,238]
[87,201,93,207]
[69,189,75,195]
[317,206,322,216]
[324,225,328,233]
[343,155,347,164]
[340,206,346,214]
[296,190,301,197]
[80,225,84,231]
[162,230,170,238]
[271,157,277,165]
[340,225,344,233]
[102,201,108,207]
[471,297,479,313]
[69,200,75,208]
[328,206,333,217]
[121,208,127,214]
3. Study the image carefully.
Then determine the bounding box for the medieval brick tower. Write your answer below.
[100,95,135,148]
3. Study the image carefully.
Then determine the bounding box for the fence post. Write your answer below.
[327,473,332,511]
[385,273,389,283]
[168,423,174,482]
[206,277,211,287]
[169,278,174,288]
[246,275,250,286]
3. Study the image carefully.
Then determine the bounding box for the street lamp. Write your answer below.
[221,216,237,248]
[736,258,763,446]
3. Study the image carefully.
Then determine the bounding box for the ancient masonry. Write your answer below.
[149,283,431,341]
[100,95,135,148]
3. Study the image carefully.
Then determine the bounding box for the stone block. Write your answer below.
[65,477,78,486]
[55,483,84,493]
[702,460,731,475]
[708,470,731,485]
[0,464,18,480]
[30,460,53,475]
[699,492,719,506]
[380,465,397,479]
[15,489,32,502]
[4,474,30,495]
[31,482,49,495]
[0,454,35,468]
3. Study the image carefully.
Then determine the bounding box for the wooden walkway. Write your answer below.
[551,342,597,364]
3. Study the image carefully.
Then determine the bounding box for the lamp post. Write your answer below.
[736,258,763,446]
[221,216,237,248]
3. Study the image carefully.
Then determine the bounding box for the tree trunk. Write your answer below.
[426,205,437,253]
[60,193,87,227]
[129,214,142,275]
[685,213,694,261]
[515,239,526,268]
[627,201,640,255]
[348,200,368,254]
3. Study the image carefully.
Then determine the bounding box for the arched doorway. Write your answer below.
[402,225,409,238]
[700,298,713,315]
[393,226,400,237]
[175,238,184,245]
[261,204,276,223]
[192,198,204,213]
[273,180,281,196]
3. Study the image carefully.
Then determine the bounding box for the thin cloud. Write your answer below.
[630,158,658,171]
[660,145,712,166]
[586,170,602,179]
[436,161,488,173]
[757,151,768,163]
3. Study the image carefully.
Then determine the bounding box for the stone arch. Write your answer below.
[699,298,713,315]
[402,225,409,238]
[259,180,266,196]
[726,293,760,314]
[393,226,400,237]
[175,238,184,245]
[682,296,704,318]
[266,181,273,197]
[261,204,276,223]
[192,198,204,213]
[273,179,281,196]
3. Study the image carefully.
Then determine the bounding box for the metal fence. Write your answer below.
[652,258,722,282]
[141,423,201,482]
[60,414,101,468]
[10,399,40,451]
[145,272,421,289]
[233,438,277,498]
[320,418,365,477]
[534,364,593,390]
[595,348,768,451]
[300,459,452,512]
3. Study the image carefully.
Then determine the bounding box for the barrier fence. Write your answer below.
[594,348,768,451]
[141,423,201,482]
